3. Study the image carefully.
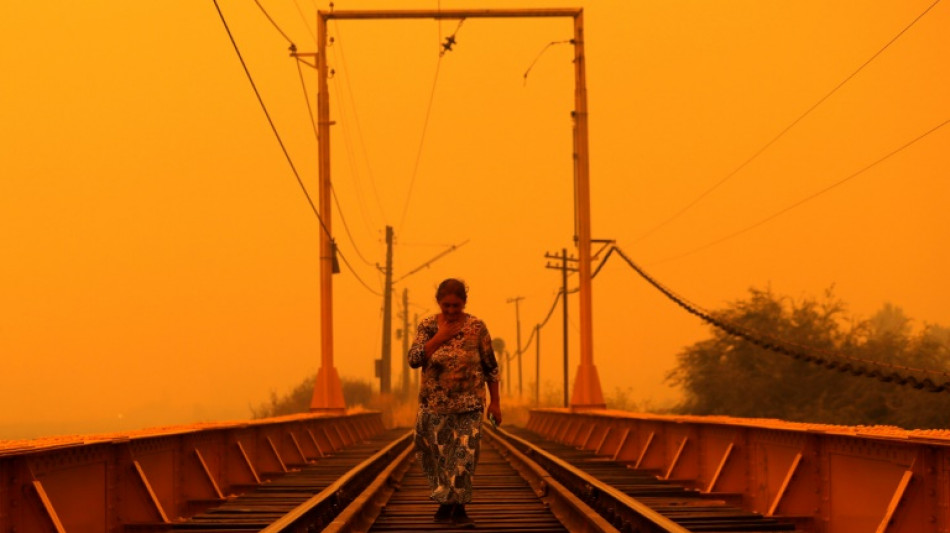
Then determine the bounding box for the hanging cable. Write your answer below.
[633,0,943,245]
[650,116,949,266]
[392,240,469,284]
[337,245,383,296]
[398,18,465,232]
[212,0,330,239]
[252,0,296,46]
[295,58,320,141]
[397,57,443,232]
[214,0,381,296]
[290,0,316,41]
[523,39,571,86]
[518,289,563,354]
[331,183,376,267]
[612,246,950,393]
[331,22,389,225]
[295,50,377,268]
[329,64,380,235]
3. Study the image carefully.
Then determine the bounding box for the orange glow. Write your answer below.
[1,1,947,438]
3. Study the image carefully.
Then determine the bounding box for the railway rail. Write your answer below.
[158,422,801,532]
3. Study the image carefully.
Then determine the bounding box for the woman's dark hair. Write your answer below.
[435,278,468,303]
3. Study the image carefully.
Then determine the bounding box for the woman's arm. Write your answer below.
[487,381,502,425]
[480,322,503,425]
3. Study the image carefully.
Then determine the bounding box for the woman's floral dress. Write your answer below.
[408,313,500,504]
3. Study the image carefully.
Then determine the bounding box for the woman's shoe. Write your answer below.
[452,504,475,528]
[433,504,454,523]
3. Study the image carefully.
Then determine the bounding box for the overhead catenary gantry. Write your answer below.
[309,7,605,411]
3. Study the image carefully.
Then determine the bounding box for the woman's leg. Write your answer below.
[415,410,483,504]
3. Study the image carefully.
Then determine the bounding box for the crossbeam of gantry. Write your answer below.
[310,7,605,411]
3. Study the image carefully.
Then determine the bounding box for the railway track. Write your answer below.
[134,424,803,532]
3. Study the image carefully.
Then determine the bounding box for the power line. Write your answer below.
[330,71,381,235]
[212,0,330,240]
[290,0,316,41]
[518,289,562,355]
[523,39,571,85]
[337,244,383,296]
[253,0,296,46]
[295,58,320,141]
[633,0,943,245]
[331,183,376,267]
[331,22,389,225]
[397,18,465,232]
[213,0,381,296]
[612,246,950,393]
[651,116,949,266]
[397,56,443,232]
[294,51,377,268]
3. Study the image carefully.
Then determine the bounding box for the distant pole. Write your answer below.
[507,296,525,398]
[561,248,569,407]
[535,324,541,406]
[412,313,420,390]
[378,225,394,394]
[401,287,410,396]
[505,350,512,396]
[545,249,576,408]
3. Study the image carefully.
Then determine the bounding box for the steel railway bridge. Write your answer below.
[3,408,947,532]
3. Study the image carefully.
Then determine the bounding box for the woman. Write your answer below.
[408,278,502,528]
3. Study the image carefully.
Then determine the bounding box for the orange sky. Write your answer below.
[2,1,947,439]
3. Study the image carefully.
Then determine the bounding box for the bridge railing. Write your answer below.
[527,408,950,533]
[0,411,383,532]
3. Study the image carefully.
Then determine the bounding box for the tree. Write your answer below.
[667,287,950,429]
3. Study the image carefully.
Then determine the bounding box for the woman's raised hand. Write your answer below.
[435,315,463,341]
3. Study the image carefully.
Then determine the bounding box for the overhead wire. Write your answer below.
[523,40,572,86]
[290,0,316,41]
[650,116,950,266]
[213,0,381,296]
[212,0,328,238]
[331,184,377,267]
[337,245,383,296]
[295,58,319,142]
[331,21,389,225]
[632,0,944,245]
[517,290,562,355]
[397,18,465,233]
[397,57,444,233]
[294,49,378,268]
[611,246,950,393]
[329,65,380,236]
[252,0,296,47]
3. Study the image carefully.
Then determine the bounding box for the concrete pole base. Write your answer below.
[569,363,606,410]
[310,365,346,412]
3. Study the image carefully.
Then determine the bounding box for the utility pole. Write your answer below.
[534,324,541,406]
[505,350,512,396]
[570,11,606,410]
[377,225,394,394]
[506,296,525,398]
[308,14,344,412]
[412,312,420,391]
[401,287,410,397]
[545,248,577,407]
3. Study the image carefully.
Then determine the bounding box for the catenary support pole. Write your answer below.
[310,12,344,411]
[569,11,605,409]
